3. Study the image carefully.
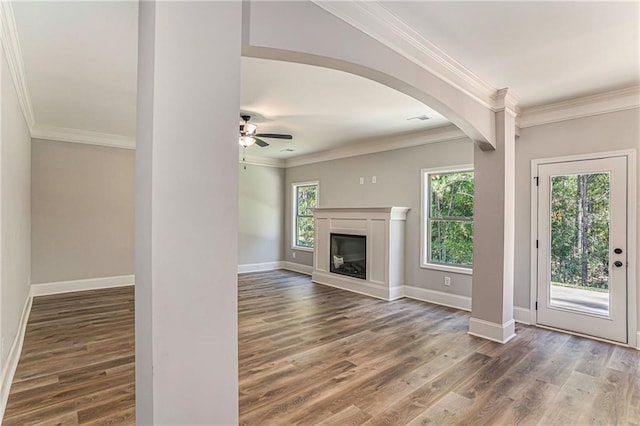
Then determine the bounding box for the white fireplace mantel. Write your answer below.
[312,207,410,300]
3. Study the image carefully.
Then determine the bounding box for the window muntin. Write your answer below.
[423,168,474,270]
[293,182,318,249]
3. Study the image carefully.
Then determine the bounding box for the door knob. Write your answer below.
[614,248,623,254]
[614,261,623,268]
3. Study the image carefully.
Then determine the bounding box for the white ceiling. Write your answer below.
[383,1,640,108]
[9,1,640,157]
[12,1,138,136]
[240,57,448,159]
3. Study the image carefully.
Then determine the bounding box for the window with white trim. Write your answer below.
[421,167,474,272]
[292,181,319,250]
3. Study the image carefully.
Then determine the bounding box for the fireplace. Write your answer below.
[330,233,366,280]
[312,207,409,300]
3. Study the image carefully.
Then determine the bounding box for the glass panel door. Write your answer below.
[537,156,627,343]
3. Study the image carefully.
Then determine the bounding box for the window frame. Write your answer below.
[292,181,319,251]
[420,165,474,275]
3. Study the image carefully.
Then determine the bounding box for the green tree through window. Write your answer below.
[294,183,318,248]
[424,169,474,268]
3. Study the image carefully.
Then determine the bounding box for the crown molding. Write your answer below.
[285,125,467,168]
[1,0,36,129]
[518,86,640,129]
[311,0,499,110]
[493,88,521,116]
[31,125,135,150]
[238,153,285,168]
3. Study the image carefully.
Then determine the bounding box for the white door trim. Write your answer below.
[530,149,637,348]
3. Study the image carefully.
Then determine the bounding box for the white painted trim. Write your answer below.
[404,286,471,311]
[31,125,135,150]
[292,181,320,251]
[283,261,314,276]
[312,272,392,301]
[530,149,637,346]
[0,1,35,129]
[468,317,516,344]
[636,332,640,350]
[239,153,285,168]
[285,125,467,168]
[519,86,640,129]
[626,151,637,349]
[30,275,135,297]
[420,164,474,272]
[530,159,539,325]
[0,291,32,421]
[310,1,496,110]
[513,307,533,325]
[389,286,405,301]
[237,261,283,274]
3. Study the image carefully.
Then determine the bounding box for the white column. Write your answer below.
[136,1,241,424]
[470,89,518,343]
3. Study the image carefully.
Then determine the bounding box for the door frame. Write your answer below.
[530,149,637,348]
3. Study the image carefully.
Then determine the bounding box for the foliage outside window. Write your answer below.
[422,168,474,270]
[550,173,610,291]
[293,182,318,249]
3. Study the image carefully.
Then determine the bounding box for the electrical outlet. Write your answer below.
[444,276,451,287]
[292,252,296,259]
[359,177,364,185]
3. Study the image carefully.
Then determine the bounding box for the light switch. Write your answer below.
[372,176,377,184]
[359,177,364,185]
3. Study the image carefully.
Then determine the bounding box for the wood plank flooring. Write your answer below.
[239,270,640,425]
[4,270,639,425]
[3,287,135,426]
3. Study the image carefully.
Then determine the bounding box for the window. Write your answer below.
[292,181,319,250]
[421,166,474,273]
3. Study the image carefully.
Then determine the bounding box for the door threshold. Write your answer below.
[534,323,629,348]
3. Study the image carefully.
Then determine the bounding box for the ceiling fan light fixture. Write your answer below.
[244,123,257,135]
[239,136,256,147]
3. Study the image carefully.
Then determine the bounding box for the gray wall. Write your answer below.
[285,139,475,297]
[515,109,640,310]
[31,139,134,283]
[1,52,31,362]
[238,164,284,265]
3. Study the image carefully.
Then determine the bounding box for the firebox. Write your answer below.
[330,233,366,280]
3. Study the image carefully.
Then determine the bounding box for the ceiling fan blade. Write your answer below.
[255,138,269,147]
[255,133,293,140]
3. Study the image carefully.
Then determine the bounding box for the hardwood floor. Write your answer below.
[239,270,640,425]
[3,287,134,426]
[4,270,639,425]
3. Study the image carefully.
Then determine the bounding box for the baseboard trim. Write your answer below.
[312,276,391,301]
[30,275,135,297]
[0,291,32,420]
[283,261,314,276]
[468,317,516,344]
[404,286,472,312]
[237,261,284,274]
[513,307,533,325]
[637,332,640,350]
[389,286,404,301]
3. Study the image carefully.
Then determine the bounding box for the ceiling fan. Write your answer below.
[239,114,292,148]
